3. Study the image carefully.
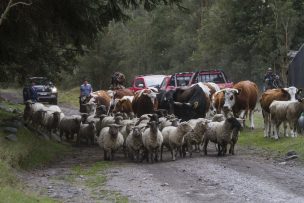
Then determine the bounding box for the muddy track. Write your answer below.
[2,91,304,202]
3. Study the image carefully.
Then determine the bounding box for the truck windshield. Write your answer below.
[145,77,165,87]
[197,73,226,83]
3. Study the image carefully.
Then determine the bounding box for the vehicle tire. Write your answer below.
[51,99,58,105]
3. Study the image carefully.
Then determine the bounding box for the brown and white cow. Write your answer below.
[260,86,300,137]
[113,96,134,115]
[132,89,158,117]
[222,80,258,129]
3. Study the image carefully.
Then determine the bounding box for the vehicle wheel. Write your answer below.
[51,99,58,105]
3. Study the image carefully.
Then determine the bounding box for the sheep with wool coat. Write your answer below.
[203,117,242,156]
[59,115,82,141]
[161,122,193,161]
[182,119,209,157]
[126,126,144,162]
[77,121,96,145]
[270,98,304,139]
[97,124,124,161]
[141,121,163,163]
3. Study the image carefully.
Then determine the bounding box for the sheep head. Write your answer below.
[227,117,242,130]
[147,121,159,134]
[109,124,123,139]
[178,122,193,133]
[132,127,143,138]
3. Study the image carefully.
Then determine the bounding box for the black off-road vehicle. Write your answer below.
[23,77,58,104]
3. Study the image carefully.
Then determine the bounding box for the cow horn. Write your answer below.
[174,102,183,106]
[184,102,192,107]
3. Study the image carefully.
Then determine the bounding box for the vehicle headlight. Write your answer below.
[51,87,57,93]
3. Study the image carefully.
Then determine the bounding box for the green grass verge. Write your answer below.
[71,162,128,203]
[58,87,79,108]
[238,112,304,160]
[0,101,71,202]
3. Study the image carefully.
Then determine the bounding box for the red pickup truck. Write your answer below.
[159,70,233,91]
[189,70,233,89]
[159,72,195,91]
[129,74,169,92]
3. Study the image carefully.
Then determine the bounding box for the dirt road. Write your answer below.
[2,91,304,202]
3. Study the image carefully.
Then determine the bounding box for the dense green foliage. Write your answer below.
[73,0,304,89]
[0,0,182,84]
[1,0,304,88]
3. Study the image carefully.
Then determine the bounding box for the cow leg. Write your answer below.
[239,110,246,128]
[249,110,254,129]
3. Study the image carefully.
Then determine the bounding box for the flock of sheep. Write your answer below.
[22,82,304,163]
[23,100,242,162]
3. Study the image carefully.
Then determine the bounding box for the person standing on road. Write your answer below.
[30,81,38,102]
[80,79,93,97]
[79,79,93,112]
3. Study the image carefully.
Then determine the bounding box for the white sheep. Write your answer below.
[270,99,304,139]
[161,122,193,161]
[59,115,82,141]
[24,102,45,124]
[97,124,124,161]
[269,100,294,139]
[42,111,61,136]
[141,121,163,163]
[182,119,209,157]
[286,99,304,137]
[77,121,96,145]
[202,117,242,156]
[126,126,144,162]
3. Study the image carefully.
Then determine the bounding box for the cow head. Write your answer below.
[223,88,241,112]
[160,90,175,114]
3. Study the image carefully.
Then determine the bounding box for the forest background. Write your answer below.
[1,0,304,89]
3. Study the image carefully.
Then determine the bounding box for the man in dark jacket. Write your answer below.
[30,81,38,102]
[264,68,280,90]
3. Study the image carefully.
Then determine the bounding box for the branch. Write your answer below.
[9,1,32,8]
[0,0,32,27]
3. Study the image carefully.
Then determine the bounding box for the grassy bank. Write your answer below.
[0,101,70,202]
[58,87,79,108]
[238,112,304,160]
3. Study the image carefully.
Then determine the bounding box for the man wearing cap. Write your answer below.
[264,68,280,90]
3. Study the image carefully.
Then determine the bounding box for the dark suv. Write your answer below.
[23,77,58,104]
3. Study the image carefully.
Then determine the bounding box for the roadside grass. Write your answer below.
[0,101,70,202]
[239,112,304,160]
[58,87,79,108]
[71,162,128,203]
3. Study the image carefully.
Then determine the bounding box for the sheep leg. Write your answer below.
[154,149,159,162]
[170,148,175,161]
[273,121,280,140]
[217,144,222,156]
[160,145,164,161]
[203,139,209,155]
[179,147,183,158]
[104,150,108,161]
[293,121,298,137]
[283,121,288,137]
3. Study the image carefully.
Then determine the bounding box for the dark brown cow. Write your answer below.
[132,89,158,117]
[222,80,258,129]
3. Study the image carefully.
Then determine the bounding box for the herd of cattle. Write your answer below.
[23,80,304,162]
